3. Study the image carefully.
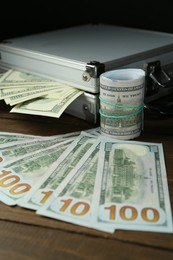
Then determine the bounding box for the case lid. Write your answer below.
[1,24,173,93]
[2,23,173,64]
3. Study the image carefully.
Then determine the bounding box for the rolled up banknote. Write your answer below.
[99,68,145,140]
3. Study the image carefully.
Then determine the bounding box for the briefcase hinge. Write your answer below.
[82,61,105,82]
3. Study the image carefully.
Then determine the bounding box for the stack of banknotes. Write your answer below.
[0,66,84,117]
[0,129,172,233]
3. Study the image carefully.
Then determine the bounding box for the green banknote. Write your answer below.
[10,88,83,117]
[91,136,173,233]
[36,139,114,233]
[0,69,54,86]
[0,135,75,166]
[0,139,73,205]
[18,133,98,210]
[0,84,59,100]
[0,131,43,144]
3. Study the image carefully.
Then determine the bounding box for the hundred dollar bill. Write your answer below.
[0,129,96,146]
[0,134,77,166]
[18,133,98,210]
[0,69,55,86]
[0,138,74,206]
[4,86,59,105]
[0,68,82,95]
[10,88,84,117]
[91,136,173,233]
[0,131,44,144]
[0,84,63,100]
[36,139,114,233]
[4,84,77,105]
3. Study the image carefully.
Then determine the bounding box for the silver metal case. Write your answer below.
[1,24,173,123]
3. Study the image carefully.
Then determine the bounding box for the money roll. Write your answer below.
[99,68,145,140]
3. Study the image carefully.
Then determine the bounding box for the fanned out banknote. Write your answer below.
[0,67,84,118]
[10,89,83,118]
[35,138,114,233]
[18,133,99,211]
[0,131,45,144]
[0,131,98,206]
[0,138,74,205]
[91,136,173,233]
[35,135,173,233]
[0,131,84,166]
[0,131,172,233]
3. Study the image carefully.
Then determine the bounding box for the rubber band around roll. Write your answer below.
[99,96,144,119]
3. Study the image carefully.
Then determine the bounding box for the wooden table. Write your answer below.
[0,100,173,260]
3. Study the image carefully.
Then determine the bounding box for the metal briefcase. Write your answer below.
[1,23,173,122]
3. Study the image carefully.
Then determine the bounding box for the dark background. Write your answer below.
[1,1,173,41]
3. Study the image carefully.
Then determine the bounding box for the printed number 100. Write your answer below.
[0,170,31,195]
[104,205,160,223]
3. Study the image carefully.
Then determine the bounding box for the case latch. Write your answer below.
[82,61,105,82]
[146,60,172,88]
[145,60,173,101]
